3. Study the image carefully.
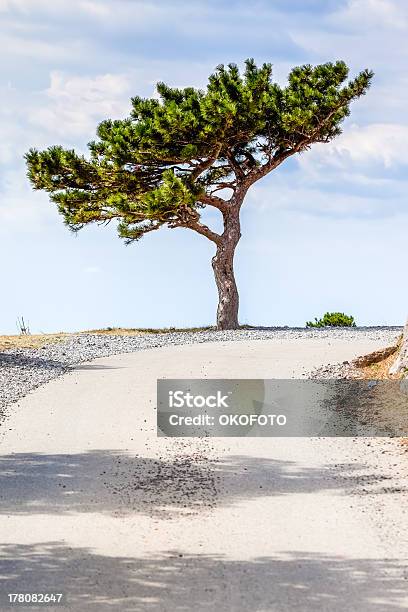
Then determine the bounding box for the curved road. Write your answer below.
[0,338,407,610]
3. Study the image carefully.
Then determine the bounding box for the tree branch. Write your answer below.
[246,101,349,186]
[227,152,245,180]
[171,218,221,245]
[190,144,223,181]
[209,182,236,193]
[199,193,230,213]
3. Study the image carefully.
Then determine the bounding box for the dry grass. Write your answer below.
[84,327,147,336]
[0,326,215,351]
[0,333,69,352]
[353,338,402,380]
[354,344,408,449]
[356,350,401,380]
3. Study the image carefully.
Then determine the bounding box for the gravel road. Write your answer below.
[0,330,407,611]
[0,327,401,415]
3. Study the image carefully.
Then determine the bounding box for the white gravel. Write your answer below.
[0,327,401,414]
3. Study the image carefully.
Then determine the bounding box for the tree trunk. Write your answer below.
[389,317,408,376]
[212,210,241,330]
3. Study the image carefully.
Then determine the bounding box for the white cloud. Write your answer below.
[299,123,408,174]
[0,32,84,61]
[333,0,408,30]
[79,1,111,18]
[0,0,93,15]
[291,0,408,86]
[0,0,171,27]
[29,71,132,139]
[247,179,404,219]
[0,71,135,230]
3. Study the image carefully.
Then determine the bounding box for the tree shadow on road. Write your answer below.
[0,542,406,611]
[0,352,122,371]
[0,450,397,518]
[0,352,67,373]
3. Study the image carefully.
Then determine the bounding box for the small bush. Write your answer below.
[306,312,356,328]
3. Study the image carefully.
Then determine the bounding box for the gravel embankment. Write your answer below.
[0,327,402,414]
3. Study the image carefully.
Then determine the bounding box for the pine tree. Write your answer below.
[26,59,373,329]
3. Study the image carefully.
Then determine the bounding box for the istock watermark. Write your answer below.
[157,379,408,437]
[168,389,231,408]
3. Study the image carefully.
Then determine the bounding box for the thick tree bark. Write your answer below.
[389,318,408,375]
[212,206,242,330]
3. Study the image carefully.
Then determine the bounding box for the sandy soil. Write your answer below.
[0,333,69,352]
[0,337,407,611]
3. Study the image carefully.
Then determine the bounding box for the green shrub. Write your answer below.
[306,312,356,328]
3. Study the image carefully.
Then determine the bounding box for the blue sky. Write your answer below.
[1,0,407,332]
